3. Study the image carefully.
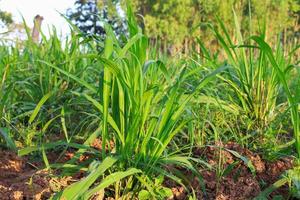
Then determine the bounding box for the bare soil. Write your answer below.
[0,150,51,200]
[0,141,294,200]
[0,150,75,200]
[166,142,294,200]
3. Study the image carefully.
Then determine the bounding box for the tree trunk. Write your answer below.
[31,15,43,43]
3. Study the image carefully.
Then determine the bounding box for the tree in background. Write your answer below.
[131,0,300,54]
[0,10,12,27]
[0,1,26,45]
[66,0,127,40]
[0,0,13,28]
[67,0,299,54]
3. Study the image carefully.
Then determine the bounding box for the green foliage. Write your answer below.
[187,10,300,159]
[53,157,132,199]
[255,166,300,199]
[138,176,173,199]
[0,2,299,199]
[0,10,13,27]
[45,6,225,198]
[0,127,16,150]
[0,25,103,147]
[66,0,127,40]
[131,0,300,53]
[251,36,300,156]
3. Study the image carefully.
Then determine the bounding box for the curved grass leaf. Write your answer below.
[0,128,16,151]
[84,168,142,199]
[53,157,118,200]
[29,91,53,124]
[38,60,97,93]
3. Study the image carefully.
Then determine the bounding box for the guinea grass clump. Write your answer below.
[43,6,224,199]
[193,11,299,148]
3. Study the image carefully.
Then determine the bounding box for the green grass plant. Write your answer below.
[17,6,225,199]
[191,11,299,152]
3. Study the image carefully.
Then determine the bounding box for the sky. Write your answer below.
[0,0,75,37]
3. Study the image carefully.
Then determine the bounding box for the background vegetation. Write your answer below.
[66,0,300,55]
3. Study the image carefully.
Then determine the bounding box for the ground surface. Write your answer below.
[166,142,294,200]
[0,150,73,200]
[0,142,294,200]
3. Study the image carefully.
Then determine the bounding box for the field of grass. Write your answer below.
[0,6,300,200]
